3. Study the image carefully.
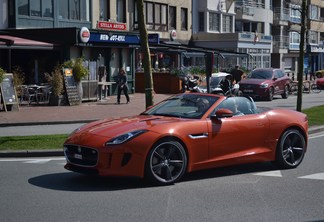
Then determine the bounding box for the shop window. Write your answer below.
[181,8,188,31]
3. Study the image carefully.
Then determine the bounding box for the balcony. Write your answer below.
[273,35,289,53]
[273,7,289,26]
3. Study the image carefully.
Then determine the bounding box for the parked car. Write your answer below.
[63,93,308,185]
[316,77,324,89]
[239,68,291,101]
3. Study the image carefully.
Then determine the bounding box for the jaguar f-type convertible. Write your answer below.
[63,93,308,185]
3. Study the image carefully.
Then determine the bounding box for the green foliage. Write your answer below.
[0,134,68,151]
[0,67,5,83]
[302,105,324,126]
[63,58,89,82]
[45,65,64,96]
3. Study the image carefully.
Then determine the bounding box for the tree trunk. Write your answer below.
[137,0,154,108]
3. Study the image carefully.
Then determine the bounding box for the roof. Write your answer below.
[0,35,54,49]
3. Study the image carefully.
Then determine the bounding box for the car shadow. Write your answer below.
[28,162,279,191]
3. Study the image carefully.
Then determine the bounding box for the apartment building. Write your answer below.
[191,0,273,71]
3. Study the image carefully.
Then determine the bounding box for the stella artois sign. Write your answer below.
[97,21,127,31]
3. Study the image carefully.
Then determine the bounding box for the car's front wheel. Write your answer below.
[275,129,306,169]
[145,139,187,185]
[267,87,274,101]
[281,85,289,99]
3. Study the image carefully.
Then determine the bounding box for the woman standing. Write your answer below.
[116,68,130,104]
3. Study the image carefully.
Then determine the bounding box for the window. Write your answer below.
[181,8,188,30]
[198,12,204,32]
[42,0,53,17]
[18,0,29,16]
[209,12,220,32]
[169,6,176,30]
[310,5,318,20]
[99,0,109,20]
[309,31,318,44]
[134,1,168,31]
[222,15,233,32]
[18,0,53,18]
[58,0,90,21]
[117,0,125,23]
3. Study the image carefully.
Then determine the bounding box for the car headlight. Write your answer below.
[260,83,269,88]
[105,130,148,146]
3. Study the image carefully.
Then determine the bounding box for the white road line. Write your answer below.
[253,170,283,177]
[24,159,52,164]
[298,173,324,181]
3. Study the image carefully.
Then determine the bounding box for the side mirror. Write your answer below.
[210,108,234,121]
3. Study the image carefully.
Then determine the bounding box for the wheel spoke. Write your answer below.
[164,166,173,181]
[152,163,164,173]
[169,159,183,168]
[153,150,164,161]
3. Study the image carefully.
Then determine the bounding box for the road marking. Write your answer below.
[298,173,324,181]
[253,170,283,177]
[24,159,52,164]
[0,157,65,162]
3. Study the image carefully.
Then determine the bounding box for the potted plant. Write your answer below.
[45,65,64,106]
[0,67,5,84]
[63,58,89,99]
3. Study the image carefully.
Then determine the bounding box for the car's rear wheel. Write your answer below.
[145,139,187,185]
[267,87,274,101]
[281,85,289,99]
[275,129,306,169]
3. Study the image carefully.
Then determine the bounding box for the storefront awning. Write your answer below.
[0,35,54,49]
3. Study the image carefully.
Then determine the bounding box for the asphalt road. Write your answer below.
[0,133,323,222]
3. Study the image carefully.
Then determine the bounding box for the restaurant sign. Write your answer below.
[89,33,159,45]
[97,21,127,31]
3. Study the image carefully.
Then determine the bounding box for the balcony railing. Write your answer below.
[273,35,289,49]
[273,7,290,22]
[235,0,265,16]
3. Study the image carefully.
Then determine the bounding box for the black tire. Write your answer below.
[311,84,321,93]
[275,129,306,169]
[281,85,289,99]
[145,139,187,185]
[267,87,274,101]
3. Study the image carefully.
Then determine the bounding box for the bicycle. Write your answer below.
[310,83,321,93]
[289,81,307,94]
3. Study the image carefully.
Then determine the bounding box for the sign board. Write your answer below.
[89,33,159,45]
[62,68,81,106]
[0,73,19,111]
[97,21,127,31]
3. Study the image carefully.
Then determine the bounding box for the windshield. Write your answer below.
[247,70,273,80]
[210,76,225,88]
[142,94,219,119]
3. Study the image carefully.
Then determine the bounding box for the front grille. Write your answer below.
[64,144,98,167]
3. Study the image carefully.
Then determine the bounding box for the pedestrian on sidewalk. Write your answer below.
[116,67,130,104]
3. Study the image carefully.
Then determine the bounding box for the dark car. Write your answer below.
[239,68,290,101]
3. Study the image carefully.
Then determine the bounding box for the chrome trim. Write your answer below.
[188,133,208,139]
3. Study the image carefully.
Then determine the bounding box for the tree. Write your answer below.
[136,0,154,108]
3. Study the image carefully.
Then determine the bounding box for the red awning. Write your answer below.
[0,35,54,49]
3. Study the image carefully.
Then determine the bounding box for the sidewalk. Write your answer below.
[0,93,170,126]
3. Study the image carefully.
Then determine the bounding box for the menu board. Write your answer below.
[0,73,19,111]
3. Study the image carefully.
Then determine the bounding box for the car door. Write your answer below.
[274,70,286,93]
[207,112,270,165]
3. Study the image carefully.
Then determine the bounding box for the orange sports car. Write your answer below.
[63,93,308,185]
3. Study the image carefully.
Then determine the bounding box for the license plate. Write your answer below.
[243,89,253,93]
[74,154,82,160]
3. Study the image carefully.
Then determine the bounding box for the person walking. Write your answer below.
[116,68,130,104]
[231,65,244,84]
